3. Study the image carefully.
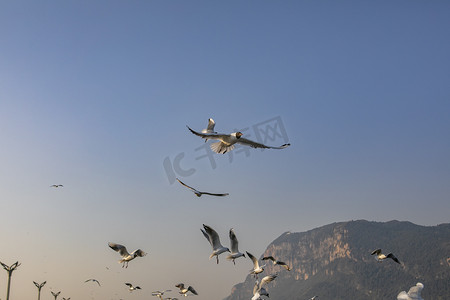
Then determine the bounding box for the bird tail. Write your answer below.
[210,142,234,154]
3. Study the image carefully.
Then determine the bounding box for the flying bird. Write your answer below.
[310,297,319,300]
[125,283,141,292]
[262,255,292,271]
[187,125,290,154]
[108,242,147,268]
[226,228,245,265]
[175,283,198,296]
[201,224,230,264]
[397,282,424,300]
[84,279,101,286]
[176,178,229,197]
[50,184,63,188]
[371,249,401,264]
[247,251,265,277]
[152,290,172,298]
[252,274,277,300]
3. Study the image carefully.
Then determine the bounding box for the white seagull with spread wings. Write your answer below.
[125,283,141,292]
[201,224,230,264]
[187,125,290,154]
[247,251,265,277]
[175,283,198,297]
[108,242,147,268]
[262,255,292,271]
[371,249,401,264]
[176,178,229,197]
[252,274,277,300]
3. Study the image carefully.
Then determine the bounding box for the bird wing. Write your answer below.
[34,281,39,288]
[187,126,229,140]
[262,256,275,262]
[246,251,260,268]
[176,178,200,194]
[237,137,290,149]
[201,228,213,247]
[188,286,198,295]
[371,249,382,255]
[387,253,400,264]
[229,229,240,253]
[201,192,229,197]
[131,249,147,257]
[207,118,215,131]
[175,283,184,289]
[277,261,291,270]
[109,243,130,257]
[203,224,222,249]
[259,274,277,289]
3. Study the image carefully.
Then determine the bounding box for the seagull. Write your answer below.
[201,224,230,264]
[252,274,277,300]
[247,251,265,277]
[50,184,63,188]
[310,297,319,300]
[84,279,101,286]
[187,125,290,154]
[226,228,245,265]
[108,242,147,268]
[176,178,229,197]
[262,255,292,271]
[175,283,198,296]
[371,249,401,264]
[125,283,141,292]
[397,282,424,300]
[152,290,172,298]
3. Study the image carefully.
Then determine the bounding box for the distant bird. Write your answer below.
[226,228,245,265]
[108,242,147,268]
[252,274,277,300]
[262,255,292,271]
[84,279,101,286]
[201,224,230,264]
[176,178,229,197]
[125,283,141,292]
[397,282,424,300]
[152,290,172,298]
[310,296,319,300]
[247,251,265,277]
[51,291,61,300]
[175,283,198,296]
[187,125,290,154]
[50,184,63,188]
[371,249,401,264]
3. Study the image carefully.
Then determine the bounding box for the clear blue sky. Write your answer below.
[1,1,449,299]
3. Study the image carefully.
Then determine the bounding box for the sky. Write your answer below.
[1,1,449,299]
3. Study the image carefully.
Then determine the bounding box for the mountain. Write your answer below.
[223,220,450,300]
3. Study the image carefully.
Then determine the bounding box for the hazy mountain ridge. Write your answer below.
[224,220,450,300]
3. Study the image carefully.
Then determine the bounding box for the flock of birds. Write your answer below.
[45,119,424,300]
